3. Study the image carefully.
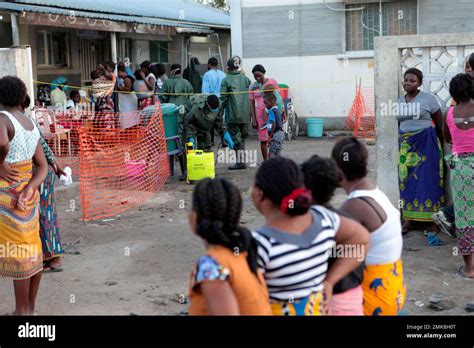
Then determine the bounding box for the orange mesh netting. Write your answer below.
[76,105,170,221]
[344,85,376,140]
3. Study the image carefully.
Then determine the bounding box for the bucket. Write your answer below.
[161,103,180,152]
[305,118,324,138]
[278,84,289,100]
[125,160,147,181]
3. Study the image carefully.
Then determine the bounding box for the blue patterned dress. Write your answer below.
[39,136,63,260]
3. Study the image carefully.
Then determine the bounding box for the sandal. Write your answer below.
[458,266,474,279]
[43,265,63,273]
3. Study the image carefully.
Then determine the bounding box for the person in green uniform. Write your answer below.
[220,57,252,170]
[184,94,229,152]
[161,64,194,143]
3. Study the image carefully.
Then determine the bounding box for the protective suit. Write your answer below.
[162,75,194,143]
[220,70,251,169]
[184,95,224,152]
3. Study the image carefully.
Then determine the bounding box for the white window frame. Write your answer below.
[37,30,71,69]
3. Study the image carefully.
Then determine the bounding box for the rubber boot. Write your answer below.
[228,142,247,170]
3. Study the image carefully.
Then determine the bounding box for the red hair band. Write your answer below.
[280,188,312,214]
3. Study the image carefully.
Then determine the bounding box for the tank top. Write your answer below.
[446,107,474,155]
[347,188,403,265]
[1,111,40,164]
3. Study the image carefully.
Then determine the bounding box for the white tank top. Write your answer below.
[1,111,40,164]
[347,188,403,265]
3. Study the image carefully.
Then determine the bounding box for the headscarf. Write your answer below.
[51,77,68,91]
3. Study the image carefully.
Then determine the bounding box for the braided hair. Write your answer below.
[192,178,259,277]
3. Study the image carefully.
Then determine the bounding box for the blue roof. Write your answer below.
[3,0,230,28]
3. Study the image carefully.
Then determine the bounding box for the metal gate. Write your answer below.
[79,37,111,83]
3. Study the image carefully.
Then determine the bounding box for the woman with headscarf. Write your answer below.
[184,57,202,93]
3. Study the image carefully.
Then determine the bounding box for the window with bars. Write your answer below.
[345,1,417,51]
[149,41,169,63]
[37,31,70,68]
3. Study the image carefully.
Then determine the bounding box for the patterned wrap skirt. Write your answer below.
[361,259,406,316]
[270,292,323,316]
[448,153,474,255]
[398,126,445,221]
[0,161,43,280]
[39,168,63,260]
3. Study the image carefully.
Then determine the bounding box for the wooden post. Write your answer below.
[111,32,117,64]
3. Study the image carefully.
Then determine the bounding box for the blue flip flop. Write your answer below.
[427,232,447,246]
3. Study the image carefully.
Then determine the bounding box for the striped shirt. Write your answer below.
[252,206,340,301]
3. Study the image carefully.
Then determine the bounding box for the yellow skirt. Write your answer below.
[271,292,323,316]
[361,259,406,316]
[0,161,43,280]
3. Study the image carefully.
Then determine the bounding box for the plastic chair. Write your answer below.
[166,135,186,178]
[35,108,72,156]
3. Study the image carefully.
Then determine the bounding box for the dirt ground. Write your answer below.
[0,136,472,316]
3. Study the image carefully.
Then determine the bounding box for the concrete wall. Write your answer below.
[241,55,374,119]
[0,47,35,103]
[374,33,474,205]
[242,2,344,58]
[419,0,474,35]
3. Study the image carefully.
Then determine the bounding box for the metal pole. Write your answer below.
[10,13,20,47]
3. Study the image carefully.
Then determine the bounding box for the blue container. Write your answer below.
[305,118,324,138]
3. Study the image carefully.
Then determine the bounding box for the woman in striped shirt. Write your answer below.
[251,157,370,315]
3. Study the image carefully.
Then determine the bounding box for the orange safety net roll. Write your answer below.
[344,86,376,140]
[77,105,170,221]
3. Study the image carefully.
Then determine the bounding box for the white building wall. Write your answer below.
[242,55,374,121]
[236,0,373,123]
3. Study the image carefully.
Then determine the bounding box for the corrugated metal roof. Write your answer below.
[10,0,230,28]
[0,3,219,30]
[0,2,214,29]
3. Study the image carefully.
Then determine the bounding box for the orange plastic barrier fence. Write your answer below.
[344,85,376,140]
[77,105,170,221]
